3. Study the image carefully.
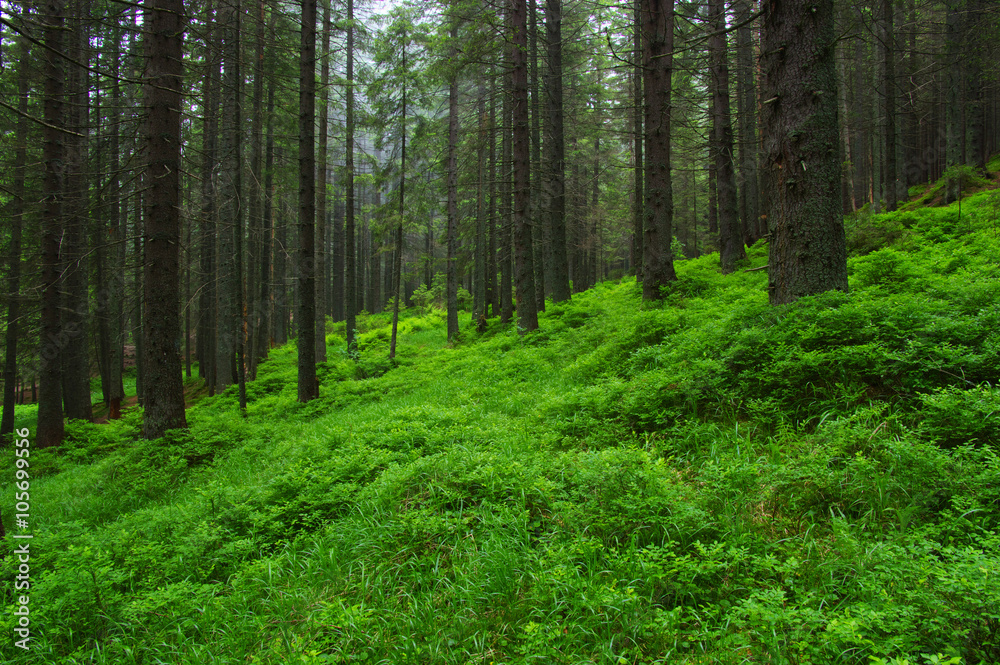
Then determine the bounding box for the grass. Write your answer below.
[2,182,1000,664]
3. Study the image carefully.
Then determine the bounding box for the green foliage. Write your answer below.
[3,186,1000,664]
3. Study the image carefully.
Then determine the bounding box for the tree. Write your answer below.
[760,0,848,305]
[446,22,460,342]
[298,0,318,402]
[511,0,538,332]
[544,0,570,303]
[640,0,677,300]
[37,0,66,448]
[708,0,744,274]
[142,0,188,438]
[1,6,30,444]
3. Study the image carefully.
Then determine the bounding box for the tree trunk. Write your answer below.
[500,66,514,325]
[142,0,189,438]
[297,0,318,401]
[1,8,30,443]
[62,0,92,422]
[709,0,744,273]
[199,2,219,392]
[632,0,643,280]
[37,0,66,448]
[512,0,538,331]
[315,0,331,363]
[545,0,570,303]
[447,29,460,342]
[734,0,761,239]
[760,0,848,305]
[641,0,678,300]
[883,0,898,211]
[344,0,357,354]
[248,0,267,379]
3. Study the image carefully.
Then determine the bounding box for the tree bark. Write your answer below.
[1,8,30,443]
[641,0,677,300]
[344,0,357,354]
[709,0,744,273]
[760,0,848,305]
[447,28,460,342]
[512,0,538,331]
[315,0,331,363]
[37,0,66,448]
[297,0,318,401]
[545,0,570,303]
[142,0,189,438]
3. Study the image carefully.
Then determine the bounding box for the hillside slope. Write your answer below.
[2,185,1000,664]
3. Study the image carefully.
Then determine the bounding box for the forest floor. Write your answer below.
[2,175,1000,664]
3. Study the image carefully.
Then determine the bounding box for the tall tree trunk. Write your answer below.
[390,49,406,360]
[143,0,189,438]
[944,0,962,203]
[545,0,570,303]
[297,0,318,401]
[632,0,643,280]
[512,0,538,330]
[446,27,460,342]
[641,0,678,300]
[107,23,126,418]
[500,66,514,325]
[734,0,761,239]
[474,81,487,324]
[709,0,744,273]
[1,8,30,443]
[199,2,219,392]
[488,75,500,317]
[760,0,848,304]
[315,0,331,362]
[248,0,267,379]
[215,0,239,392]
[529,0,545,311]
[38,0,66,448]
[883,0,898,211]
[344,0,357,354]
[62,0,92,422]
[255,8,276,365]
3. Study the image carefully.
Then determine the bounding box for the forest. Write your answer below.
[1,0,999,661]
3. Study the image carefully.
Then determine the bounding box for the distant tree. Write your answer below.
[708,0,743,274]
[760,0,848,305]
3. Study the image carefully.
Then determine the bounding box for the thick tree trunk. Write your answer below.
[142,0,188,438]
[760,0,848,305]
[641,0,677,299]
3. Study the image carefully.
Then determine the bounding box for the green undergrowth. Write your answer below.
[2,187,1000,664]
